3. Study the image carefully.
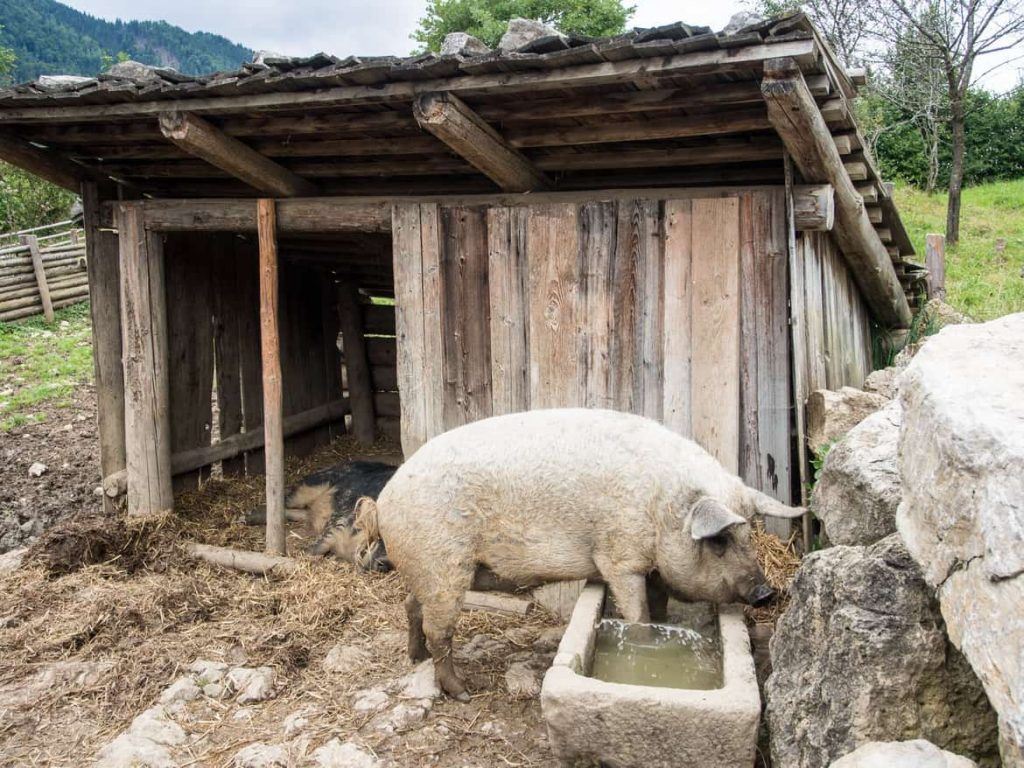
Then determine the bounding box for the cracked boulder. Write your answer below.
[898,314,1024,767]
[766,534,999,768]
[811,401,901,546]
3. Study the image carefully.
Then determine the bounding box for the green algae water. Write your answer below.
[589,617,723,690]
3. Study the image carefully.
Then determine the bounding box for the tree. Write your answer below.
[867,0,1024,243]
[412,0,635,53]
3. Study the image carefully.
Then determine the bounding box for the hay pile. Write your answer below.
[0,436,559,767]
[747,521,803,624]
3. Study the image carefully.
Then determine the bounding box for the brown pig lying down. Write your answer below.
[357,408,804,701]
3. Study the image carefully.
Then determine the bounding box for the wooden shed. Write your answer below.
[0,13,916,545]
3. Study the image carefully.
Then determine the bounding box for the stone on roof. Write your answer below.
[105,60,161,83]
[498,18,566,52]
[35,75,94,92]
[441,32,490,57]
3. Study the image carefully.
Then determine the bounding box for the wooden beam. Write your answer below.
[20,235,54,323]
[0,39,819,123]
[414,92,549,192]
[0,132,93,191]
[257,198,286,555]
[507,108,771,148]
[793,184,835,231]
[762,58,911,327]
[159,111,317,197]
[116,202,173,516]
[337,284,376,444]
[532,139,784,171]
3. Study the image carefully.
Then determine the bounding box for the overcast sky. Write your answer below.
[60,0,1022,91]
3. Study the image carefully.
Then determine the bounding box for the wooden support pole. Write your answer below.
[337,284,376,445]
[159,111,318,198]
[414,92,550,192]
[925,233,946,300]
[792,184,835,231]
[258,198,286,555]
[20,234,54,323]
[82,182,126,513]
[116,202,173,516]
[762,58,912,328]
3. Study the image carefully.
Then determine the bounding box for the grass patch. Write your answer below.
[895,179,1024,321]
[0,302,93,431]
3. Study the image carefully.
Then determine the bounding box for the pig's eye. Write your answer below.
[705,533,730,556]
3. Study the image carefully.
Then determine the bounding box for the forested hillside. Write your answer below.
[0,0,251,83]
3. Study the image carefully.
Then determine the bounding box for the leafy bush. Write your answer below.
[0,162,76,232]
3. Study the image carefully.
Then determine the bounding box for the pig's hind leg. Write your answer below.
[415,567,475,702]
[405,594,429,662]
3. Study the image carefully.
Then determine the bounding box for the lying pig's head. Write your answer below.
[654,496,777,607]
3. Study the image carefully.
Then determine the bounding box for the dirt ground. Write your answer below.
[0,410,568,768]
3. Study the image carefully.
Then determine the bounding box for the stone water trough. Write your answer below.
[540,584,761,768]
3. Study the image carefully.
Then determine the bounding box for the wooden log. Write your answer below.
[185,542,299,576]
[159,111,317,198]
[0,131,91,191]
[462,590,531,617]
[0,38,818,122]
[258,198,286,555]
[20,235,53,323]
[925,233,946,300]
[761,58,911,328]
[533,140,784,172]
[116,202,173,517]
[337,284,376,445]
[414,92,550,192]
[0,293,89,322]
[793,184,834,231]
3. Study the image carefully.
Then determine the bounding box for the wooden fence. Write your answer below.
[0,219,88,322]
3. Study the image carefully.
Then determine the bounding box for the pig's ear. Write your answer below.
[690,497,748,540]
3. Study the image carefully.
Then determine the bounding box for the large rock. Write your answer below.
[897,313,1024,767]
[766,535,998,768]
[806,387,889,456]
[440,32,490,56]
[830,740,977,768]
[811,402,901,546]
[498,18,565,51]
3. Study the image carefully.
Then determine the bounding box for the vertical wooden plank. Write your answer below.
[213,235,245,477]
[662,199,693,437]
[21,234,54,323]
[82,182,126,509]
[609,203,638,413]
[925,233,946,299]
[636,200,664,420]
[802,234,827,393]
[257,198,285,556]
[116,202,173,516]
[392,204,427,457]
[487,206,530,415]
[338,282,375,444]
[690,197,741,473]
[578,201,617,410]
[527,203,581,409]
[419,203,445,441]
[235,237,265,475]
[320,277,344,439]
[165,233,214,491]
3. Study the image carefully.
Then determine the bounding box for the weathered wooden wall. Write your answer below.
[393,191,794,507]
[161,234,344,486]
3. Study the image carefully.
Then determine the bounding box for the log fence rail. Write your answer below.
[0,218,88,322]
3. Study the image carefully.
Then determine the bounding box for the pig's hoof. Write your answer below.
[437,672,470,702]
[454,690,470,703]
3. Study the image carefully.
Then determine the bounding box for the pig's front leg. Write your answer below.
[603,571,651,623]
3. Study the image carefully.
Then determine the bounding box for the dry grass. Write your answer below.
[746,522,803,625]
[0,436,560,768]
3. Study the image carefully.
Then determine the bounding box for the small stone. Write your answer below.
[190,659,228,685]
[283,710,311,737]
[227,666,276,704]
[457,633,504,661]
[391,660,440,700]
[95,733,175,768]
[28,462,47,477]
[159,676,201,705]
[231,742,289,768]
[233,708,254,721]
[505,661,540,699]
[0,547,27,575]
[202,683,224,699]
[128,706,187,746]
[440,32,490,56]
[351,688,389,714]
[312,739,380,768]
[323,643,370,673]
[371,701,429,735]
[534,626,565,652]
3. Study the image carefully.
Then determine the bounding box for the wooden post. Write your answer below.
[82,182,126,513]
[337,283,376,445]
[116,202,173,516]
[258,198,286,555]
[21,234,54,323]
[925,233,946,300]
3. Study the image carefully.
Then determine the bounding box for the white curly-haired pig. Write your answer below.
[357,408,803,700]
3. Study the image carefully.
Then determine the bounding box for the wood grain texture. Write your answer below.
[116,202,173,516]
[213,236,244,476]
[662,199,693,436]
[419,203,445,442]
[527,203,581,409]
[234,237,266,475]
[21,235,54,323]
[257,198,285,555]
[392,203,428,457]
[487,206,530,415]
[690,197,740,472]
[337,283,375,444]
[578,201,617,409]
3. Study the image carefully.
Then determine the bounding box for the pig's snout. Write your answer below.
[747,583,775,607]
